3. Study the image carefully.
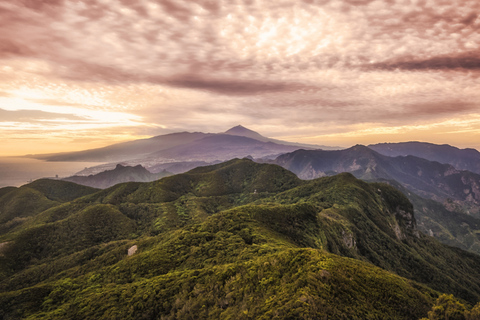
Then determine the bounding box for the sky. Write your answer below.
[1,0,480,156]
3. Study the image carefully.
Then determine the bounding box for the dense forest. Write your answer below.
[1,159,480,319]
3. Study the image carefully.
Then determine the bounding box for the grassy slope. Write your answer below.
[1,159,480,319]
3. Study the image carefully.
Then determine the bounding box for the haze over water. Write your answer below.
[0,157,101,188]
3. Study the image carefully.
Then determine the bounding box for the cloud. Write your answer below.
[367,51,480,71]
[165,75,311,96]
[1,0,480,154]
[51,60,319,96]
[2,0,480,83]
[0,108,88,122]
[26,98,102,108]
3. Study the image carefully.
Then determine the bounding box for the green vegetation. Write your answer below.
[420,294,480,320]
[374,179,480,255]
[275,146,480,255]
[0,180,98,236]
[1,159,480,319]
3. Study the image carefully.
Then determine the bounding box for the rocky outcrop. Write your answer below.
[128,245,138,256]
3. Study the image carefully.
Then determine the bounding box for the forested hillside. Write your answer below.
[1,159,480,319]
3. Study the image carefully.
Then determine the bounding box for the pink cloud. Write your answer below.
[1,0,480,152]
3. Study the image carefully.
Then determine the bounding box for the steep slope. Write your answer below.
[264,175,480,302]
[63,164,172,189]
[404,185,480,253]
[369,141,480,175]
[2,160,480,319]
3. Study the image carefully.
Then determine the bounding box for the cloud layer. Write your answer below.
[1,0,480,154]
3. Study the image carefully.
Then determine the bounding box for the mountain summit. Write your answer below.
[29,126,338,166]
[224,125,338,150]
[224,125,268,142]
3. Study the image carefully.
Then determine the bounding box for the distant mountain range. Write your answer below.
[30,125,337,165]
[275,145,480,206]
[62,164,171,189]
[369,141,480,175]
[1,159,480,319]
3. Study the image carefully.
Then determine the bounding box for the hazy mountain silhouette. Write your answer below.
[31,132,211,162]
[224,125,335,150]
[29,126,333,164]
[63,164,171,189]
[144,134,304,162]
[369,141,480,175]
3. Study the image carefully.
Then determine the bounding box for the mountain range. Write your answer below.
[1,159,480,319]
[62,164,172,189]
[6,126,480,317]
[273,146,480,254]
[30,126,337,169]
[274,145,480,207]
[370,141,480,175]
[37,126,480,255]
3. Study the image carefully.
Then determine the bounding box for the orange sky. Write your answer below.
[1,0,480,156]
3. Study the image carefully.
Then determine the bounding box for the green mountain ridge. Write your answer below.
[274,146,480,255]
[1,159,480,319]
[0,180,98,236]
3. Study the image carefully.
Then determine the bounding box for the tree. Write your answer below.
[466,302,480,320]
[421,294,467,320]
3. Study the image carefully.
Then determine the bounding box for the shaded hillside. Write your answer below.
[359,178,480,255]
[370,141,480,175]
[63,164,171,189]
[406,186,480,254]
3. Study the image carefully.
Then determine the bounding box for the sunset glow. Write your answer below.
[1,0,480,155]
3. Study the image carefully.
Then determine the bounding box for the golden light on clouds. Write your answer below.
[1,0,480,155]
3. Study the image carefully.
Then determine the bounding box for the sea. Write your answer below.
[0,157,102,188]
